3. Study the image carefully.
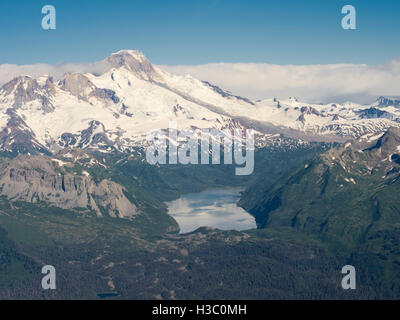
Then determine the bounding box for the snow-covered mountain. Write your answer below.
[0,50,260,154]
[0,49,399,155]
[252,96,400,140]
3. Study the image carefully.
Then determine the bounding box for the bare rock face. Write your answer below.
[59,73,119,104]
[0,75,56,113]
[90,180,137,218]
[0,155,138,218]
[376,96,400,108]
[317,127,400,181]
[60,73,94,97]
[106,50,163,82]
[58,120,114,151]
[0,109,48,154]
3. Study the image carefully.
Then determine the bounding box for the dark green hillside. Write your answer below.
[240,128,400,297]
[1,141,367,299]
[0,201,375,299]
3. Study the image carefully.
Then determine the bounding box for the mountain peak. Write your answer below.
[376,96,400,108]
[376,126,400,151]
[0,74,56,112]
[111,49,147,60]
[105,49,162,81]
[1,74,56,95]
[105,50,162,82]
[59,72,94,97]
[1,75,36,94]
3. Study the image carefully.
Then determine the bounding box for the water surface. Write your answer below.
[166,188,256,234]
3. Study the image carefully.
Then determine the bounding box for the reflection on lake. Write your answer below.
[166,189,257,234]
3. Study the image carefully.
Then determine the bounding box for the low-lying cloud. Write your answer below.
[160,59,400,104]
[0,61,110,86]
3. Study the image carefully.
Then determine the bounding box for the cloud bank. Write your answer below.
[0,57,399,104]
[0,61,110,86]
[160,60,400,104]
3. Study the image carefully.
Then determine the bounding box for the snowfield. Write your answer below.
[0,49,399,154]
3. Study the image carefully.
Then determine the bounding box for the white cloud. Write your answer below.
[159,59,400,104]
[0,61,110,86]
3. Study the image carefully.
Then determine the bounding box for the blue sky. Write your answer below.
[0,0,399,65]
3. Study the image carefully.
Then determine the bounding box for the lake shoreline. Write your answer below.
[166,188,257,234]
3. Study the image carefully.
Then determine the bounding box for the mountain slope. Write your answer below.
[239,127,400,296]
[0,154,138,218]
[1,50,399,157]
[0,50,261,155]
[241,127,400,242]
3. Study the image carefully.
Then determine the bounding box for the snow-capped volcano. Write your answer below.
[0,50,256,154]
[0,49,399,154]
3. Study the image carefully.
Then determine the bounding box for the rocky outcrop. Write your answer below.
[202,81,255,105]
[376,96,400,108]
[59,73,94,97]
[356,107,398,121]
[0,155,138,218]
[1,75,56,113]
[0,108,49,154]
[106,50,163,82]
[59,73,119,104]
[58,120,114,150]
